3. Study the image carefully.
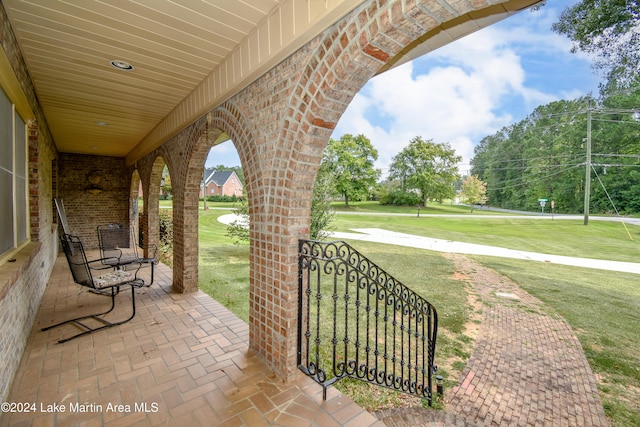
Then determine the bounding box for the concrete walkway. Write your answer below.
[218,213,640,275]
[330,228,640,274]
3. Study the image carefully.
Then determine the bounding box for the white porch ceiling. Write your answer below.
[2,0,539,164]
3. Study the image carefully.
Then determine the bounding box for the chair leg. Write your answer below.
[41,285,137,343]
[149,262,155,286]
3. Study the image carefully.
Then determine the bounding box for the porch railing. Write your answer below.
[297,239,438,403]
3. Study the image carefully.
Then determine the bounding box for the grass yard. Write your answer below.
[193,206,640,425]
[197,208,251,323]
[196,209,473,410]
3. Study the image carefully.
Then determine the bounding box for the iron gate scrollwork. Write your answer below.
[297,239,438,403]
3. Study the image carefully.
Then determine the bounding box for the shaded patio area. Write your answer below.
[1,256,384,427]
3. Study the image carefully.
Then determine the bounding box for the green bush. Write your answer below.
[158,209,173,267]
[203,194,241,203]
[379,189,421,206]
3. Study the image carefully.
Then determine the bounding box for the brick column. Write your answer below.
[151,116,213,293]
[223,0,486,380]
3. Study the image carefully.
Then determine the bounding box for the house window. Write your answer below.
[0,87,28,258]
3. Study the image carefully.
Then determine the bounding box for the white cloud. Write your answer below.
[333,2,596,177]
[334,32,529,173]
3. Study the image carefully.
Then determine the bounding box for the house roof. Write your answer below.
[203,170,235,186]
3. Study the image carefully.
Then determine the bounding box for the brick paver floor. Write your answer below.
[2,252,611,426]
[444,254,609,427]
[0,256,384,427]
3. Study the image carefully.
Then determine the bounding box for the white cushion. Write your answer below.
[93,270,134,289]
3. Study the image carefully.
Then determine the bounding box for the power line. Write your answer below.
[487,165,580,191]
[592,118,640,124]
[473,153,584,166]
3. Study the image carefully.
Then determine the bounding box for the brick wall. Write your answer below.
[0,1,59,402]
[194,0,472,380]
[57,153,131,249]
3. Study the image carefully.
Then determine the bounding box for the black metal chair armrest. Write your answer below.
[138,242,158,261]
[87,257,121,268]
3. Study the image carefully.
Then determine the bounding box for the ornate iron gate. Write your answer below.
[297,240,438,403]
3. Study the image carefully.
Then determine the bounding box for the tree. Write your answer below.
[552,0,640,84]
[309,161,336,240]
[388,137,461,207]
[470,87,640,215]
[161,165,172,197]
[323,134,380,207]
[460,175,488,212]
[225,198,249,245]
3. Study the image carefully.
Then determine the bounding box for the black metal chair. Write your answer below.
[42,234,146,343]
[97,223,158,285]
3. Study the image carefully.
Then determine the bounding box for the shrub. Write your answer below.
[379,189,422,206]
[206,194,242,203]
[158,209,173,267]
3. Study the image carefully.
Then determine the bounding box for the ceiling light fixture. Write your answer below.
[110,60,134,71]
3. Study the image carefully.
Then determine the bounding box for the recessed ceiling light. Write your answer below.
[110,60,134,71]
[96,121,109,126]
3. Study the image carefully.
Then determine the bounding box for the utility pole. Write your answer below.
[583,99,592,225]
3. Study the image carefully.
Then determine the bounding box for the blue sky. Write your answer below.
[207,0,599,176]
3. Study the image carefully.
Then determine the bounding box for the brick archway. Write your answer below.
[220,0,482,380]
[135,0,534,380]
[134,156,166,266]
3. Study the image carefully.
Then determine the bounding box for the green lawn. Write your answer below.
[193,206,640,425]
[197,209,250,323]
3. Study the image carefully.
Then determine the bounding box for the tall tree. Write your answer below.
[389,137,461,207]
[552,0,640,84]
[460,175,488,212]
[310,161,336,240]
[471,88,640,215]
[323,134,380,208]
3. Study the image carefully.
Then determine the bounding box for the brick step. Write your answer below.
[374,407,488,427]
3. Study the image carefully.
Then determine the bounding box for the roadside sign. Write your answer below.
[539,198,547,214]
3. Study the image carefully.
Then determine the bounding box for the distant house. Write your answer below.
[201,169,244,198]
